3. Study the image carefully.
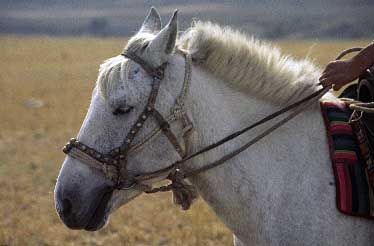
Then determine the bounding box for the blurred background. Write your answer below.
[1,1,373,246]
[1,0,374,39]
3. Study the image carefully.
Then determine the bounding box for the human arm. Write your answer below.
[319,42,374,90]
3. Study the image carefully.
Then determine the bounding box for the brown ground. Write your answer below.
[0,37,370,245]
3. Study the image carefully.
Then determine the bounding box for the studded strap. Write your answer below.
[119,76,162,154]
[63,50,194,190]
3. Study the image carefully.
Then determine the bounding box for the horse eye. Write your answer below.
[113,106,134,115]
[129,68,140,80]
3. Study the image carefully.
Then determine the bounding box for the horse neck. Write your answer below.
[184,62,302,176]
[183,61,325,238]
[183,59,322,178]
[184,63,276,184]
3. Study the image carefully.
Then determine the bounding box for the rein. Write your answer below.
[135,86,330,184]
[63,47,361,210]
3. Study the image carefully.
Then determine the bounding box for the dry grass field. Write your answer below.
[0,36,370,246]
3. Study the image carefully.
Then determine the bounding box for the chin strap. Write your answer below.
[142,168,198,210]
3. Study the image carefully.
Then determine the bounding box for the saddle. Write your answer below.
[322,65,374,219]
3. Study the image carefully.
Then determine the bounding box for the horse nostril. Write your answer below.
[62,198,73,217]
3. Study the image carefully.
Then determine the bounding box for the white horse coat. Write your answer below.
[54,8,374,245]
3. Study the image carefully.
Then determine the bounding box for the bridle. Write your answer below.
[63,47,336,210]
[63,49,194,191]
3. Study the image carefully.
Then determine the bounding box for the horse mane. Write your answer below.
[98,21,321,104]
[177,21,321,104]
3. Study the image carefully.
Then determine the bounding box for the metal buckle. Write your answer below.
[152,64,166,80]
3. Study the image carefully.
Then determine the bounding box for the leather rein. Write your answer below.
[62,48,340,209]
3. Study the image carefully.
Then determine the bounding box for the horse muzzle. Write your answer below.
[54,157,115,231]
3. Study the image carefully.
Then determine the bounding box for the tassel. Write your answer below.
[169,169,198,210]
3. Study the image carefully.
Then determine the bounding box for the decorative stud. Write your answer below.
[102,163,108,174]
[136,122,142,127]
[81,145,87,151]
[147,106,152,112]
[142,115,147,120]
[131,130,136,134]
[89,150,94,154]
[62,146,68,153]
[113,160,118,165]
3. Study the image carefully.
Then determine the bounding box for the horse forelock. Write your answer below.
[97,56,126,99]
[97,33,155,99]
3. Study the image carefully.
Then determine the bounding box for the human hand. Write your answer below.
[319,59,364,90]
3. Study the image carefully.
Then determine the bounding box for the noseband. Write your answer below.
[63,49,194,192]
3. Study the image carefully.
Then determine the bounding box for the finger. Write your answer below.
[332,81,346,91]
[327,76,343,91]
[319,71,333,81]
[319,75,328,82]
[319,78,332,88]
[332,84,341,91]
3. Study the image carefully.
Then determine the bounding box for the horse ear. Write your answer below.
[148,10,178,55]
[139,7,161,34]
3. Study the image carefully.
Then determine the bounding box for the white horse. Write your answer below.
[54,8,374,245]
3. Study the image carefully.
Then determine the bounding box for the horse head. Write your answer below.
[54,7,192,231]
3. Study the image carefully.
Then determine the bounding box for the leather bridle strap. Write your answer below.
[63,47,360,210]
[122,51,165,79]
[133,85,331,185]
[135,48,363,191]
[183,87,331,178]
[63,50,193,190]
[115,51,189,187]
[151,108,186,157]
[125,50,193,156]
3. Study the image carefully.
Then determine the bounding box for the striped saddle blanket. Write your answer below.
[321,100,374,219]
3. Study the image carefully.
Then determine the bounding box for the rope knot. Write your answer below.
[168,169,198,210]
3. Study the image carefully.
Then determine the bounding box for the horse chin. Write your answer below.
[82,187,143,231]
[85,214,108,231]
[112,188,143,209]
[84,190,113,231]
